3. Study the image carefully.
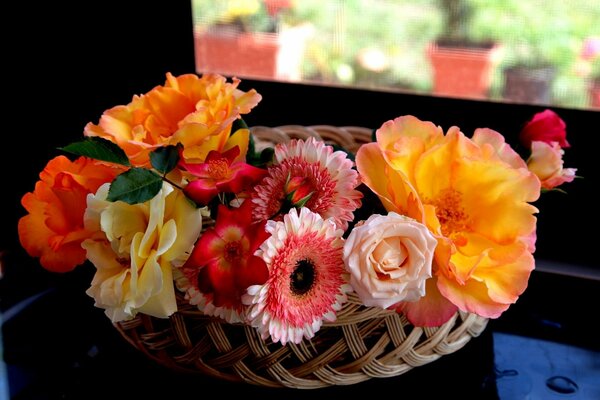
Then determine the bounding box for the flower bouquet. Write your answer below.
[18,73,576,388]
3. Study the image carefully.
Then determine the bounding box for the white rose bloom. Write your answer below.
[343,212,437,309]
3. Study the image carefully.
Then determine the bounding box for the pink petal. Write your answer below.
[205,258,237,296]
[188,229,224,266]
[220,163,267,194]
[520,109,570,149]
[396,277,458,327]
[248,220,270,253]
[184,180,218,205]
[236,255,269,290]
[181,161,212,177]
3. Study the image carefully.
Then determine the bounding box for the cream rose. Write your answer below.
[343,212,437,309]
[82,182,203,322]
[527,141,576,189]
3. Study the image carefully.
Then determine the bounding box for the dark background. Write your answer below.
[3,1,599,398]
[4,1,598,267]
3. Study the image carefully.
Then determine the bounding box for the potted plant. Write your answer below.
[495,2,584,105]
[428,0,500,98]
[499,26,571,105]
[193,0,293,79]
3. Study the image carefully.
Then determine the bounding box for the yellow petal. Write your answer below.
[413,128,466,200]
[224,128,250,162]
[156,219,177,257]
[133,250,162,308]
[137,259,177,318]
[377,116,444,180]
[100,202,146,255]
[356,143,421,216]
[162,191,203,264]
[454,157,539,242]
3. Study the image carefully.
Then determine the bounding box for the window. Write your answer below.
[192,0,600,110]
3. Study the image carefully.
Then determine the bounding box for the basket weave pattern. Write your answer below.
[115,125,489,389]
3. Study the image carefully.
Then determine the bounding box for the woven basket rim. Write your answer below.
[115,124,489,389]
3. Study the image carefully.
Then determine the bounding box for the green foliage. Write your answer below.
[60,137,130,166]
[591,58,600,80]
[472,0,600,70]
[437,0,475,43]
[231,118,249,133]
[192,0,600,108]
[294,0,438,91]
[107,168,163,205]
[246,134,275,168]
[150,144,181,175]
[192,0,279,33]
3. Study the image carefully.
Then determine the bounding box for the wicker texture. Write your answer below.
[115,125,489,389]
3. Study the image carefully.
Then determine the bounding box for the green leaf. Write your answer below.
[246,134,274,168]
[293,192,314,208]
[231,118,249,134]
[246,135,260,167]
[150,144,181,174]
[371,128,377,142]
[248,133,257,159]
[259,147,275,165]
[107,168,163,204]
[60,137,131,166]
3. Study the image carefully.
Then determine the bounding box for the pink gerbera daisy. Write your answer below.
[243,207,351,345]
[252,137,362,230]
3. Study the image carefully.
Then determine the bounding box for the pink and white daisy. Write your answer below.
[252,137,362,231]
[243,207,351,345]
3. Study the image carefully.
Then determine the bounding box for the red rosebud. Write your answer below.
[520,109,570,149]
[284,175,313,207]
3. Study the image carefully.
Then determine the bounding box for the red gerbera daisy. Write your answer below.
[177,200,270,322]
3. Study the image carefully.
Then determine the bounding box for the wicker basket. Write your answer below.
[115,125,489,389]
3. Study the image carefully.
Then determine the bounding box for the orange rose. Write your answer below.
[357,116,540,326]
[84,73,261,166]
[18,156,121,272]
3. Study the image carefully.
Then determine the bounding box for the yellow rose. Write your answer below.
[343,213,437,309]
[357,116,540,326]
[82,182,202,322]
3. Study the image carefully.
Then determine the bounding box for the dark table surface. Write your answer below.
[1,258,501,399]
[3,253,599,399]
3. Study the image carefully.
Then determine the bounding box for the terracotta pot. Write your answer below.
[195,30,280,79]
[503,66,555,105]
[428,43,500,98]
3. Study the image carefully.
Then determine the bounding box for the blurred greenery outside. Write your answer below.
[193,0,600,109]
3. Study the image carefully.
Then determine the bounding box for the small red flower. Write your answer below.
[183,201,270,314]
[182,146,267,205]
[520,109,570,149]
[284,175,314,207]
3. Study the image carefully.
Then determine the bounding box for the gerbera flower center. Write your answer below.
[290,258,316,296]
[224,241,243,262]
[207,159,229,180]
[430,188,470,236]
